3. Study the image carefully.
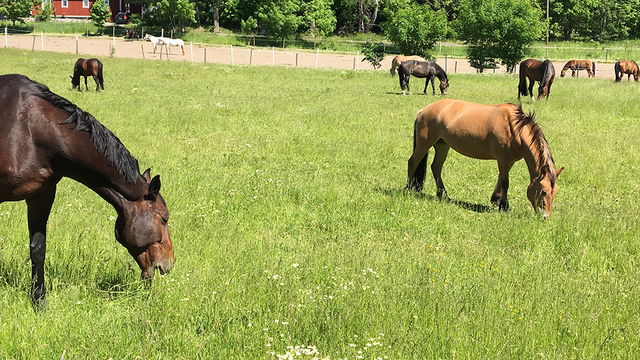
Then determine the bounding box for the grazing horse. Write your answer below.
[0,74,174,306]
[70,58,104,91]
[397,60,449,95]
[160,37,186,56]
[614,60,639,82]
[143,34,163,53]
[123,29,139,41]
[560,59,595,77]
[390,55,427,76]
[406,99,563,217]
[518,59,555,100]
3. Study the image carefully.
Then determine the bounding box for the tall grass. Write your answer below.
[0,49,639,358]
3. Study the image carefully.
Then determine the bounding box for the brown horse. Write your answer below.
[0,74,174,306]
[70,58,104,91]
[397,60,449,95]
[518,59,555,100]
[560,59,595,77]
[406,99,564,217]
[614,60,639,82]
[390,55,427,76]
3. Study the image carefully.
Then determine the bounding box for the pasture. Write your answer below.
[0,48,639,358]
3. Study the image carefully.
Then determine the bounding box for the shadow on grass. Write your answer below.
[376,187,493,213]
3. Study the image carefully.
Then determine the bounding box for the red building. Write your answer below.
[33,0,142,20]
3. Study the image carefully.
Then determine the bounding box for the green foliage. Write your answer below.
[0,0,37,26]
[240,16,257,35]
[35,0,54,22]
[360,41,385,68]
[384,4,447,59]
[303,0,336,37]
[145,0,196,32]
[90,1,111,28]
[457,0,544,73]
[256,0,302,44]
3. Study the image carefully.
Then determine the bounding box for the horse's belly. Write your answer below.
[442,135,507,160]
[0,167,53,201]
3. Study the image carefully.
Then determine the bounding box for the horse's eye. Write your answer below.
[161,217,168,225]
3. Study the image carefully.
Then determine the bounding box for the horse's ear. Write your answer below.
[148,175,161,199]
[142,168,151,183]
[556,167,565,177]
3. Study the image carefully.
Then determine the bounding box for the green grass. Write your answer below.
[0,48,639,358]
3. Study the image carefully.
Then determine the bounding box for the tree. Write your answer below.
[303,0,336,38]
[361,42,385,69]
[457,0,544,73]
[35,0,54,22]
[90,1,111,28]
[145,0,196,32]
[334,0,380,33]
[384,4,447,59]
[0,0,38,26]
[256,0,302,46]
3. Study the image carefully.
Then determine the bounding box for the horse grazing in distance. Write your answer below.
[390,55,427,76]
[397,60,449,95]
[614,60,639,82]
[123,28,139,41]
[143,33,163,53]
[70,58,104,91]
[518,59,555,100]
[406,99,563,217]
[560,59,595,77]
[0,74,174,307]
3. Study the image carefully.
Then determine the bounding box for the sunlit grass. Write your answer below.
[0,48,639,358]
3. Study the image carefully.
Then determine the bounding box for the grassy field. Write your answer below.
[0,48,639,358]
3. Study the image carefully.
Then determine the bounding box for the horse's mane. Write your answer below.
[26,77,140,183]
[512,104,557,186]
[431,61,448,80]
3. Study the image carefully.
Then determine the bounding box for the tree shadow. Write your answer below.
[376,187,493,213]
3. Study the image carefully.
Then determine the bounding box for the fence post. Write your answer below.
[32,36,36,51]
[166,44,169,60]
[455,61,458,74]
[141,44,145,59]
[41,32,44,50]
[160,44,163,60]
[272,46,275,66]
[315,48,319,68]
[295,53,298,67]
[112,25,115,38]
[4,26,7,48]
[353,55,356,70]
[142,26,145,38]
[230,45,234,65]
[75,35,78,54]
[161,28,164,38]
[204,47,207,63]
[250,49,253,65]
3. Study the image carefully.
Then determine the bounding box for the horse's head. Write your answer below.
[560,69,566,77]
[115,169,174,279]
[527,167,564,218]
[70,75,79,89]
[439,79,449,94]
[143,33,151,40]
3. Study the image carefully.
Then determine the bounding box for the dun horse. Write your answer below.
[406,99,563,217]
[614,60,639,82]
[0,74,174,306]
[397,60,449,95]
[560,59,595,77]
[518,59,555,100]
[390,55,427,76]
[70,58,104,91]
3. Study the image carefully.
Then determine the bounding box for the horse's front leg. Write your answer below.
[529,81,535,101]
[431,76,436,95]
[84,76,89,91]
[491,160,514,211]
[26,185,57,309]
[423,77,429,94]
[431,142,451,201]
[93,76,100,91]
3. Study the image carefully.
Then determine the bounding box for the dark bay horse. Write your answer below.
[0,74,174,306]
[389,55,427,76]
[518,59,555,100]
[407,99,563,217]
[70,58,104,91]
[397,60,449,95]
[560,59,595,77]
[614,60,639,82]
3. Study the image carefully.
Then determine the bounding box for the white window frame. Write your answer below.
[104,0,109,5]
[62,0,68,8]
[83,0,90,8]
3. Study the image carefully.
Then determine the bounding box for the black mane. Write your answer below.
[26,76,140,183]
[512,104,557,186]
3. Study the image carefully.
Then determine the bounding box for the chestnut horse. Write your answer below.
[614,60,639,82]
[518,59,555,100]
[397,60,449,95]
[390,55,427,76]
[70,58,104,91]
[560,59,595,77]
[0,74,174,306]
[407,99,563,217]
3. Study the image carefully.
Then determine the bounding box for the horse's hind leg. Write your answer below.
[490,160,514,211]
[407,128,438,191]
[93,76,100,91]
[84,76,89,91]
[431,141,451,201]
[528,80,535,101]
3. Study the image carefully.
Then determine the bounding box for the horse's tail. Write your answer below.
[390,56,398,77]
[518,64,528,99]
[408,120,427,191]
[614,61,621,82]
[97,61,104,90]
[592,61,596,77]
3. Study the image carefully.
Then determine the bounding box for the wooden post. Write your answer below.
[353,56,356,70]
[170,30,173,39]
[32,36,36,51]
[160,44,163,60]
[109,44,113,58]
[161,28,164,38]
[112,25,115,39]
[295,53,298,67]
[204,48,207,63]
[142,26,145,39]
[230,45,234,65]
[455,61,458,74]
[141,44,145,59]
[4,26,7,48]
[272,46,275,66]
[315,49,319,68]
[166,44,169,60]
[250,49,253,65]
[75,35,78,54]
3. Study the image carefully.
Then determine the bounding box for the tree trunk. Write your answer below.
[213,0,220,32]
[367,0,379,32]
[358,0,365,33]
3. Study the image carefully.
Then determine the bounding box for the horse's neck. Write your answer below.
[518,124,549,181]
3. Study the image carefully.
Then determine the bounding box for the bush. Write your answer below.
[35,1,54,22]
[90,1,111,28]
[384,4,447,59]
[361,42,385,69]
